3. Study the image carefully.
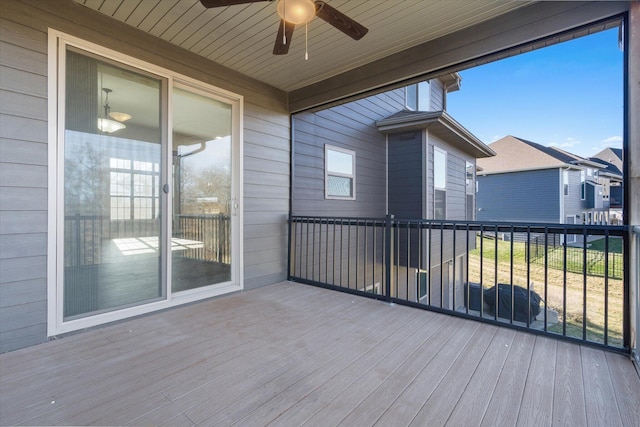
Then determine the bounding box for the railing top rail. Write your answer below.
[290,215,628,235]
[289,216,388,226]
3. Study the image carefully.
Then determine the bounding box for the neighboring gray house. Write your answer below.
[476,136,620,232]
[292,76,495,310]
[592,147,624,222]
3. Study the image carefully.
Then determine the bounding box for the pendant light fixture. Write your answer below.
[98,88,127,133]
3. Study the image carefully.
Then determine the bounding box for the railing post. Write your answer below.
[287,214,293,280]
[384,214,394,303]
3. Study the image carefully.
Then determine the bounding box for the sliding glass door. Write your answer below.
[171,87,233,293]
[55,37,241,329]
[63,50,164,319]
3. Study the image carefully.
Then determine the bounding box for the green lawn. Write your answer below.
[589,236,623,253]
[468,236,624,347]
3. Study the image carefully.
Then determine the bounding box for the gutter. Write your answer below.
[376,110,495,158]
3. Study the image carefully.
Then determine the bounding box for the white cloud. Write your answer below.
[549,137,581,149]
[600,135,623,147]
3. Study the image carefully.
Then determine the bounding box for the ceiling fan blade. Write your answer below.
[200,0,270,8]
[314,1,368,40]
[273,19,295,55]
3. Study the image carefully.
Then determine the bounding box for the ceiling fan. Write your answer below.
[200,0,368,55]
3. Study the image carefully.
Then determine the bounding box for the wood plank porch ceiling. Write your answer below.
[1,282,638,426]
[72,0,532,92]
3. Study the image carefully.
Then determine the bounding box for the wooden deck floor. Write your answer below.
[1,281,638,426]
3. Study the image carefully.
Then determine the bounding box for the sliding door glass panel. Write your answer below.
[63,49,164,319]
[172,87,232,292]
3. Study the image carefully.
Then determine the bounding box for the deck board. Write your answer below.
[581,346,624,427]
[444,327,517,426]
[552,341,587,426]
[516,336,558,427]
[480,331,536,426]
[0,281,638,427]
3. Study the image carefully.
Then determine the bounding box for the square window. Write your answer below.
[325,145,355,200]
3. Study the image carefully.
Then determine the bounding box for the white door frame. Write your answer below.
[47,30,243,336]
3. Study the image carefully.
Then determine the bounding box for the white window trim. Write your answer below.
[47,29,244,336]
[325,144,356,200]
[433,146,447,219]
[418,81,431,111]
[405,84,418,110]
[434,147,447,190]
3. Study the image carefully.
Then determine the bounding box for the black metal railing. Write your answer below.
[64,214,231,267]
[174,214,231,264]
[527,235,623,279]
[289,215,629,351]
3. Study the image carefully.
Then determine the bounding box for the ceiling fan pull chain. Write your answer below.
[283,0,287,44]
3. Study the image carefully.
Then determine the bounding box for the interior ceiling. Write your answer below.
[73,0,534,92]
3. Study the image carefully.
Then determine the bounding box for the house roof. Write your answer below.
[588,157,623,180]
[592,147,624,172]
[476,135,606,175]
[376,110,496,158]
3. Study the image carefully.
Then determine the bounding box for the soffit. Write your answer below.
[72,0,533,92]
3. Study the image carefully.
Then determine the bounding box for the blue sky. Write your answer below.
[447,27,623,159]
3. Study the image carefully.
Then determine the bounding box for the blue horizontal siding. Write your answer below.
[477,169,560,223]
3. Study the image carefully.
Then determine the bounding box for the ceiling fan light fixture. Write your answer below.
[276,0,315,25]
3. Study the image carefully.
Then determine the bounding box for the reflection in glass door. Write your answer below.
[171,87,232,292]
[63,49,164,319]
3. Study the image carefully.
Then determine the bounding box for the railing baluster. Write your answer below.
[332,219,337,286]
[465,223,470,315]
[526,226,531,328]
[494,224,498,321]
[604,228,609,346]
[349,221,353,289]
[480,224,484,319]
[427,222,432,306]
[339,219,344,287]
[364,222,368,293]
[440,222,444,309]
[510,225,514,325]
[312,217,316,282]
[563,226,568,337]
[583,226,588,341]
[406,221,411,301]
[452,224,456,311]
[418,221,423,304]
[384,215,392,303]
[544,227,548,332]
